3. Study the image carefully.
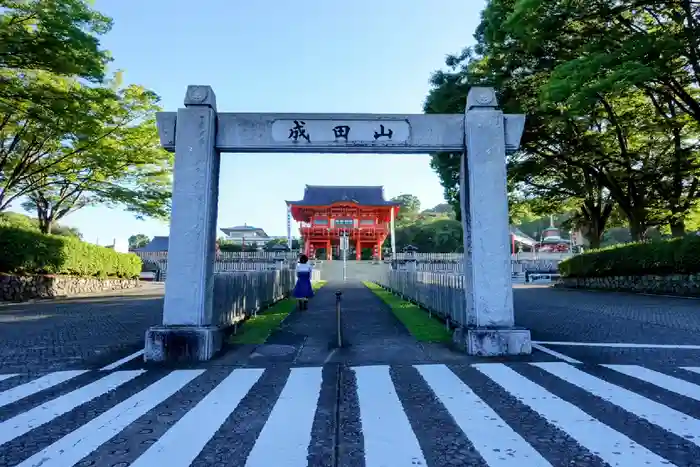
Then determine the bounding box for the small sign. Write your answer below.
[340,233,349,251]
[272,119,410,145]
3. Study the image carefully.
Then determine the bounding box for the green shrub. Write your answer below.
[559,234,700,278]
[0,226,142,278]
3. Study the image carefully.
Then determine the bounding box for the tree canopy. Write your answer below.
[424,0,700,247]
[0,0,172,233]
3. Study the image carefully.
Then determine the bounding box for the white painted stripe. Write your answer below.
[245,367,323,467]
[475,363,672,467]
[0,370,144,446]
[604,365,700,402]
[131,368,263,467]
[533,341,700,350]
[17,370,203,467]
[533,362,700,448]
[532,343,582,364]
[417,364,551,466]
[0,370,87,409]
[682,367,700,375]
[100,349,144,371]
[0,374,17,383]
[353,365,426,467]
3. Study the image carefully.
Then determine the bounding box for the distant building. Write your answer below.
[219,224,291,247]
[510,227,536,252]
[132,236,169,252]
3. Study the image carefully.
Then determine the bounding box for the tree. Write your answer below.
[0,0,112,83]
[424,0,700,242]
[504,0,700,236]
[390,194,421,222]
[128,234,150,249]
[0,211,80,237]
[0,71,125,211]
[17,85,174,233]
[264,238,300,250]
[422,203,454,216]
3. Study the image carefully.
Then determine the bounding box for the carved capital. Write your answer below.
[466,87,498,110]
[184,85,217,111]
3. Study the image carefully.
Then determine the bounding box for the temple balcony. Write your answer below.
[299,225,389,239]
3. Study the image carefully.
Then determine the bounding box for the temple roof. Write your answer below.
[133,236,169,252]
[220,224,265,233]
[286,185,399,207]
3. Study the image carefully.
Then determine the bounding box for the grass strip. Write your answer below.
[363,281,452,343]
[229,280,327,345]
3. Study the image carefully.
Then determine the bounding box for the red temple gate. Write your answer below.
[286,185,399,261]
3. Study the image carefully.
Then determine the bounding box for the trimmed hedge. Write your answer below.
[0,226,142,278]
[559,234,700,278]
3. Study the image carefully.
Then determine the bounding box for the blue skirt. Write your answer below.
[293,271,314,299]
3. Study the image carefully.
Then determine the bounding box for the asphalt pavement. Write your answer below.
[1,281,700,466]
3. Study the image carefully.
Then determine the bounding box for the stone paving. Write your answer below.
[0,284,164,374]
[253,280,462,367]
[3,281,700,465]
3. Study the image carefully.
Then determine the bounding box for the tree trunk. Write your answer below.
[628,220,646,242]
[38,218,54,234]
[583,229,602,249]
[670,217,686,237]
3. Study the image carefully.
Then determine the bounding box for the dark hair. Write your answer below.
[298,254,309,264]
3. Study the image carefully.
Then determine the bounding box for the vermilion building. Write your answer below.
[286,185,400,260]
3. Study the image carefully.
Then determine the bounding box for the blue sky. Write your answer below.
[19,0,485,244]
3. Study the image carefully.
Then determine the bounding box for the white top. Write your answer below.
[296,263,313,272]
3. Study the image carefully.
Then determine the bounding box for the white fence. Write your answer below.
[393,252,573,262]
[375,267,555,327]
[375,271,466,326]
[133,250,304,282]
[213,270,296,327]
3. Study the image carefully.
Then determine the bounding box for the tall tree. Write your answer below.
[18,91,174,234]
[390,194,421,219]
[128,234,150,249]
[425,0,700,241]
[0,0,112,83]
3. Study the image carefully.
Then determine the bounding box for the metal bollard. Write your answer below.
[335,291,343,348]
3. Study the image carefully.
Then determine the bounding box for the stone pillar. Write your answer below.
[145,85,222,362]
[327,240,332,260]
[456,87,531,356]
[390,207,396,259]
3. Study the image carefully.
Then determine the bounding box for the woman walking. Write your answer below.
[293,254,314,310]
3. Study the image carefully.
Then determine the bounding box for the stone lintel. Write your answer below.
[452,327,532,356]
[144,325,224,362]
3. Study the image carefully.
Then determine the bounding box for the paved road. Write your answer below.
[0,284,164,374]
[0,361,699,466]
[2,282,700,466]
[515,284,700,366]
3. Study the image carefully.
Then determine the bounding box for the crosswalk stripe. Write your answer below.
[0,370,87,408]
[476,363,671,466]
[533,362,700,448]
[0,370,144,446]
[604,364,700,402]
[245,367,324,467]
[0,374,17,383]
[682,366,700,375]
[131,368,264,467]
[354,365,426,467]
[16,370,204,467]
[417,364,551,466]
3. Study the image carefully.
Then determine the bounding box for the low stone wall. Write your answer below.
[555,274,700,297]
[0,274,140,302]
